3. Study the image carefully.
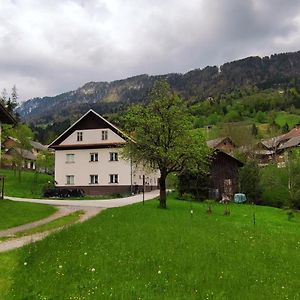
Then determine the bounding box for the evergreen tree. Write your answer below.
[251,123,258,137]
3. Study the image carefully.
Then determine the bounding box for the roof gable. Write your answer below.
[49,109,132,148]
[213,149,244,167]
[207,137,236,149]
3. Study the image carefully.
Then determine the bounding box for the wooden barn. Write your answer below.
[209,150,243,199]
[178,150,243,200]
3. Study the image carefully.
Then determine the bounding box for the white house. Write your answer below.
[48,109,159,195]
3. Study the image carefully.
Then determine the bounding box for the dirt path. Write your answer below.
[0,206,103,252]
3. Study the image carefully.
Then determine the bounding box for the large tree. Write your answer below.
[124,80,210,208]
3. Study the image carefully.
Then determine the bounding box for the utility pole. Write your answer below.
[142,175,145,205]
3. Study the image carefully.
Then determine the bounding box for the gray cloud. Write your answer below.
[0,0,300,101]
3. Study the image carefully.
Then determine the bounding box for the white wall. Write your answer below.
[55,147,159,187]
[61,128,125,145]
[132,165,159,186]
[55,148,131,186]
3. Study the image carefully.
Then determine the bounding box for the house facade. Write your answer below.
[49,110,159,195]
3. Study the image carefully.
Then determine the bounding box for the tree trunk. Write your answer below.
[159,175,167,209]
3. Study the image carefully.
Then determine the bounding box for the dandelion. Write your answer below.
[84,252,87,256]
[158,270,161,274]
[190,209,194,215]
[59,265,63,269]
[91,268,96,272]
[24,262,27,266]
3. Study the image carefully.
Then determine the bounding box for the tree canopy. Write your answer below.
[124,80,210,208]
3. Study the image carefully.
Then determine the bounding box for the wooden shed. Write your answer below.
[209,150,243,199]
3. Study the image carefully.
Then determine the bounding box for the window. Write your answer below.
[90,153,98,162]
[102,130,108,140]
[66,175,74,185]
[109,174,118,184]
[77,132,83,141]
[66,154,75,163]
[90,175,98,184]
[109,152,118,161]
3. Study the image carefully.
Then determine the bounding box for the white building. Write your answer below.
[49,109,159,195]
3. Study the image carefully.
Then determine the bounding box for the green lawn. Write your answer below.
[1,195,299,299]
[0,169,53,198]
[0,200,56,230]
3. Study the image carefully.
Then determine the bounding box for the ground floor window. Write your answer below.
[90,175,99,184]
[109,174,118,183]
[66,175,74,185]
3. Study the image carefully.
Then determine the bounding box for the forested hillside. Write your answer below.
[17,50,300,143]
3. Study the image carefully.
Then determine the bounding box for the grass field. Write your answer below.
[275,112,300,128]
[0,169,53,198]
[0,200,56,230]
[1,195,299,299]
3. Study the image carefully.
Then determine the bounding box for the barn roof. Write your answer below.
[279,136,300,150]
[207,137,236,149]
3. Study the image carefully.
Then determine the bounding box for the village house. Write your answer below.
[3,137,48,170]
[48,109,159,195]
[254,124,300,166]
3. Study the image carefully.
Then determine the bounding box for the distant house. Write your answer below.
[253,125,300,166]
[254,139,279,165]
[3,137,48,170]
[206,137,236,153]
[48,109,159,195]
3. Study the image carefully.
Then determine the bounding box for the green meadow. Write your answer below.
[1,195,299,299]
[0,200,56,230]
[0,169,53,198]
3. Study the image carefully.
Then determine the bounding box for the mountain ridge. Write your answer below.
[17,50,300,125]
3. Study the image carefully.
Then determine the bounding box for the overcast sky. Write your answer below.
[1,0,300,102]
